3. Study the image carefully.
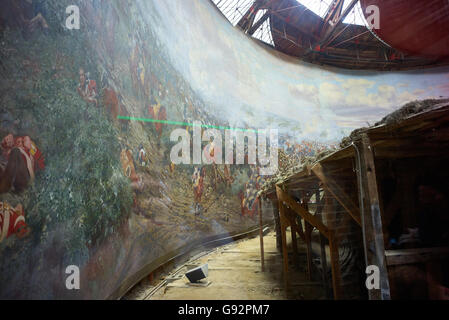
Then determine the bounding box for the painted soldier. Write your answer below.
[0,133,45,194]
[0,202,30,242]
[148,96,167,143]
[192,167,206,216]
[120,149,143,191]
[77,68,98,106]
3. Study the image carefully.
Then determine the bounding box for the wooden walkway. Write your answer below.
[123,230,326,300]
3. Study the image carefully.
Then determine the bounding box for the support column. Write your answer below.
[271,198,282,251]
[316,189,331,297]
[276,186,290,291]
[305,222,313,281]
[323,190,342,299]
[290,216,299,268]
[355,133,391,300]
[328,230,342,300]
[258,197,265,272]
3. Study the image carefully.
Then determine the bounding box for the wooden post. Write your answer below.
[316,189,330,297]
[301,193,314,281]
[276,188,329,238]
[280,216,289,291]
[322,189,342,299]
[258,197,265,272]
[271,198,282,251]
[305,222,313,281]
[276,186,290,291]
[356,133,391,300]
[319,233,331,297]
[312,163,361,226]
[328,230,342,300]
[277,186,336,296]
[285,206,300,267]
[291,219,298,268]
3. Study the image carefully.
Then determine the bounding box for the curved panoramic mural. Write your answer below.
[0,0,448,299]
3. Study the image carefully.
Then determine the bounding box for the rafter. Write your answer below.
[319,0,359,48]
[319,0,345,38]
[212,0,449,70]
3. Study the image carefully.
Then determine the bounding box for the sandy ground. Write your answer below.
[124,230,326,300]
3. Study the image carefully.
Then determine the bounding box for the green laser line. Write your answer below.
[117,115,260,132]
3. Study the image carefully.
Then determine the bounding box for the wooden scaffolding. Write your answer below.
[257,102,449,300]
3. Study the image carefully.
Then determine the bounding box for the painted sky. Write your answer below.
[139,0,449,142]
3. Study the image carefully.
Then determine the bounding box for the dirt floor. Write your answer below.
[123,230,327,300]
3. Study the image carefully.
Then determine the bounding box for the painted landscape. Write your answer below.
[0,0,448,299]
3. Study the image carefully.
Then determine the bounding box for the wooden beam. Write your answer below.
[355,133,391,300]
[305,221,313,281]
[271,198,282,251]
[315,188,330,296]
[258,197,265,272]
[291,220,299,267]
[276,186,290,290]
[374,146,449,159]
[319,0,345,38]
[248,10,270,35]
[286,207,305,242]
[301,191,314,281]
[322,189,342,299]
[312,163,362,226]
[385,247,449,266]
[319,233,331,297]
[276,187,343,300]
[276,186,330,239]
[270,11,320,41]
[236,1,258,31]
[328,230,342,300]
[320,0,359,47]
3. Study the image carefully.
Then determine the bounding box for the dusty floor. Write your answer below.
[123,230,326,300]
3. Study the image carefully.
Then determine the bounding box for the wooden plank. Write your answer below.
[355,133,391,300]
[276,186,330,238]
[320,0,359,47]
[305,222,313,281]
[364,104,449,138]
[312,163,362,226]
[328,231,342,300]
[276,187,290,290]
[291,223,299,267]
[374,146,449,159]
[271,199,282,251]
[302,192,313,281]
[258,197,265,272]
[316,189,331,297]
[280,219,289,291]
[315,189,324,217]
[385,247,449,266]
[287,207,305,242]
[320,233,331,298]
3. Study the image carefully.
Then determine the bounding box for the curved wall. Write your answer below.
[0,0,448,299]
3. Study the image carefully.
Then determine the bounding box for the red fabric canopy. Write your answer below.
[360,0,449,58]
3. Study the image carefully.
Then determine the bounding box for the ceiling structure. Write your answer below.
[211,0,449,70]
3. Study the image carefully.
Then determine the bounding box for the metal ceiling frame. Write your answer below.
[211,0,446,70]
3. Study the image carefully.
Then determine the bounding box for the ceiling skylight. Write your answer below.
[297,0,367,26]
[212,0,368,45]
